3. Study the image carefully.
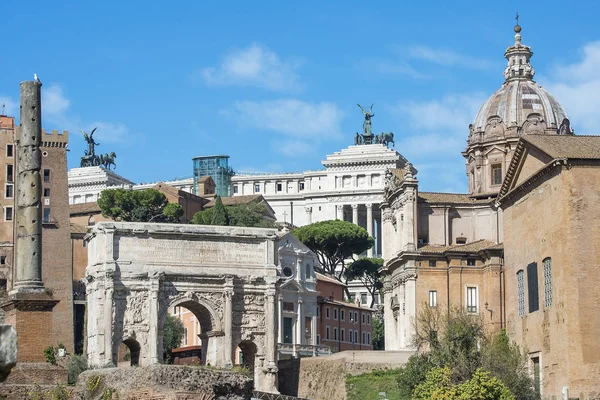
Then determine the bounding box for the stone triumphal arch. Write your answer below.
[85,222,280,392]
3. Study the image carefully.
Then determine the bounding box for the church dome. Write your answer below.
[469,23,572,143]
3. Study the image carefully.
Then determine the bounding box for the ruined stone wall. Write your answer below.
[279,350,413,400]
[72,365,252,400]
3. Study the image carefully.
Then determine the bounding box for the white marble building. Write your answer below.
[276,232,330,359]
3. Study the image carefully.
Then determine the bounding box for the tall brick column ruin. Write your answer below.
[1,80,59,365]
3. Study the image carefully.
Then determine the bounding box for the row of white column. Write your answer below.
[335,203,375,257]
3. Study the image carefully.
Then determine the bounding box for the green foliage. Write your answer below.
[211,196,229,225]
[87,375,102,393]
[98,188,168,222]
[403,307,538,400]
[371,315,385,350]
[481,330,540,400]
[44,345,56,365]
[67,355,88,385]
[344,257,383,307]
[395,353,436,398]
[28,383,71,400]
[346,368,403,400]
[191,199,276,228]
[162,202,184,222]
[102,387,118,399]
[163,314,185,363]
[293,220,374,283]
[413,367,514,400]
[231,365,251,376]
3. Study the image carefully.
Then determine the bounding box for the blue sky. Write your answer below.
[2,1,600,192]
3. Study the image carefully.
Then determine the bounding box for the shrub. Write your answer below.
[396,353,435,398]
[44,345,56,365]
[67,355,88,384]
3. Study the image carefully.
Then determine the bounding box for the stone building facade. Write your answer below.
[381,23,600,398]
[497,135,600,399]
[0,114,73,353]
[85,222,280,392]
[316,273,374,352]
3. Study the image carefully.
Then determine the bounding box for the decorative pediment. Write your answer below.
[483,145,508,157]
[484,115,506,139]
[522,113,547,135]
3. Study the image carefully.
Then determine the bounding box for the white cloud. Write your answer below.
[390,93,484,192]
[199,43,302,91]
[407,46,493,70]
[225,99,344,157]
[42,84,70,116]
[37,83,129,143]
[0,96,16,116]
[230,99,344,138]
[541,41,600,135]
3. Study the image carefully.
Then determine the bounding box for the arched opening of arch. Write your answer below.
[236,340,257,377]
[118,338,140,366]
[161,299,219,366]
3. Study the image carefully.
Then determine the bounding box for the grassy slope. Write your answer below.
[346,369,407,400]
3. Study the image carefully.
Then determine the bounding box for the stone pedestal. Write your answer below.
[1,293,59,362]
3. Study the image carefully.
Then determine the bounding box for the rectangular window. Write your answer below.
[466,286,478,313]
[492,164,502,185]
[316,334,320,345]
[360,293,367,305]
[233,185,238,194]
[5,207,12,221]
[334,327,338,341]
[283,302,294,312]
[362,332,366,344]
[367,315,370,325]
[43,208,51,224]
[254,183,260,193]
[354,311,358,323]
[333,308,338,320]
[299,182,305,191]
[341,328,345,342]
[543,258,552,308]
[183,327,188,345]
[283,317,293,344]
[6,144,13,157]
[6,164,13,182]
[5,184,13,199]
[0,255,5,265]
[305,316,312,338]
[429,290,437,307]
[354,331,358,344]
[517,270,525,317]
[467,259,476,266]
[326,326,330,340]
[429,260,436,267]
[326,307,330,319]
[532,357,541,394]
[362,313,365,324]
[367,333,371,345]
[316,307,319,317]
[340,310,345,321]
[173,306,178,314]
[43,188,50,197]
[527,262,539,313]
[43,169,50,183]
[373,294,379,304]
[277,183,282,192]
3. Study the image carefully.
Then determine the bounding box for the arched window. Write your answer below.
[517,270,525,317]
[543,258,552,307]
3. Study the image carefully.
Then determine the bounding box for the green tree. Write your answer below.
[405,306,539,400]
[344,257,383,307]
[163,314,185,363]
[227,202,277,228]
[191,206,215,225]
[396,353,436,398]
[162,202,184,222]
[211,196,229,226]
[98,188,169,222]
[293,220,374,290]
[371,315,385,350]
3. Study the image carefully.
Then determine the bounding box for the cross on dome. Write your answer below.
[503,16,535,82]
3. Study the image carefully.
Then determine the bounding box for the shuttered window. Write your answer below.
[543,258,553,307]
[527,262,539,313]
[517,270,525,317]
